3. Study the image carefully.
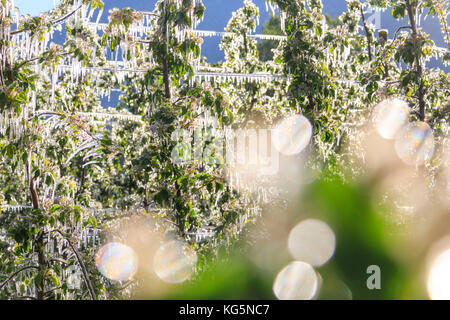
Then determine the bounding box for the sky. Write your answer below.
[15,0,60,16]
[13,0,447,64]
[15,0,346,21]
[13,0,447,109]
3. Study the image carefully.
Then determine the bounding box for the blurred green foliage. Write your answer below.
[153,176,427,300]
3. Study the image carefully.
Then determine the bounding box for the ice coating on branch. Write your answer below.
[65,139,100,166]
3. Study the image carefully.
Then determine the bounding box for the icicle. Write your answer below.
[115,47,119,67]
[65,140,99,165]
[321,17,326,39]
[269,1,276,15]
[83,229,88,248]
[95,8,103,24]
[87,3,95,20]
[343,46,350,62]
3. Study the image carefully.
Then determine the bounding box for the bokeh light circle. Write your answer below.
[394,122,435,166]
[153,240,198,284]
[288,219,336,266]
[374,98,410,139]
[427,249,450,300]
[273,261,318,300]
[95,242,138,281]
[272,114,312,155]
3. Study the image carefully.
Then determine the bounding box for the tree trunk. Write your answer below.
[163,0,171,100]
[405,0,426,121]
[28,160,45,300]
[360,6,373,61]
[163,57,171,100]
